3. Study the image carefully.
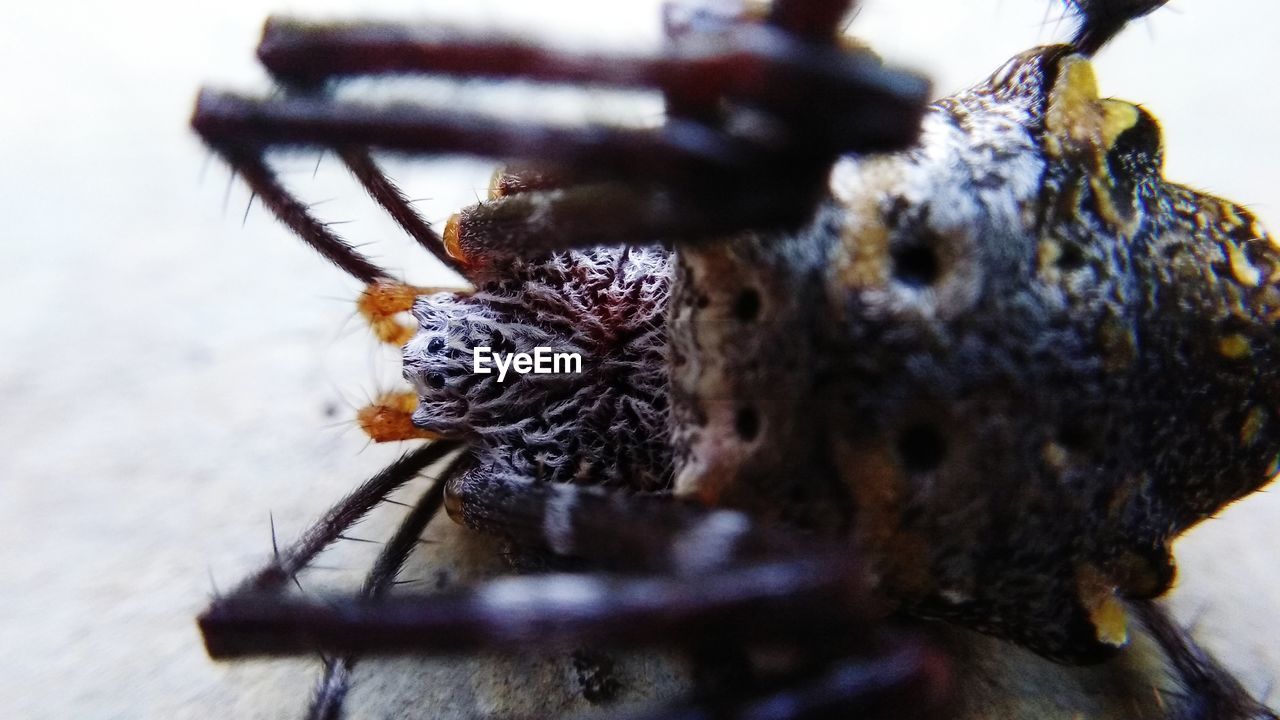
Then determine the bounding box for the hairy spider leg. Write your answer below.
[486,164,572,199]
[204,490,931,714]
[200,464,953,719]
[199,552,952,720]
[191,11,929,256]
[213,147,391,285]
[236,442,462,593]
[304,456,460,720]
[439,164,579,270]
[251,11,923,145]
[337,148,466,275]
[201,555,865,654]
[190,104,870,260]
[204,558,943,717]
[1132,602,1280,720]
[253,0,859,85]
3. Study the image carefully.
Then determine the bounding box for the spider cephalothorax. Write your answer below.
[403,246,673,491]
[193,1,1278,718]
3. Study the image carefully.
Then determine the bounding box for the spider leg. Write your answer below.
[218,147,391,285]
[304,454,459,720]
[433,165,577,269]
[222,146,469,344]
[207,555,947,718]
[250,15,924,148]
[194,90,788,259]
[337,148,466,275]
[442,180,822,262]
[193,12,930,256]
[201,466,892,658]
[305,656,351,720]
[234,441,461,592]
[194,89,785,192]
[485,164,570,199]
[201,553,874,658]
[202,461,947,717]
[1132,601,1278,720]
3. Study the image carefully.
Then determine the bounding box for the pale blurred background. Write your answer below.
[0,1,1277,718]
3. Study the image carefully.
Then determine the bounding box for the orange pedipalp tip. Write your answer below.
[357,281,422,347]
[357,392,441,443]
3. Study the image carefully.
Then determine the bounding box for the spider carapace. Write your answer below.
[194,0,1279,717]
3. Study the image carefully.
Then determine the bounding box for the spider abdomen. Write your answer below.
[669,46,1280,663]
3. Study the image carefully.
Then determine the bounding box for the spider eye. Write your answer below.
[732,288,761,322]
[890,234,941,288]
[896,423,947,474]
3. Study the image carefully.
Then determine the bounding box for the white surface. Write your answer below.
[0,1,1278,718]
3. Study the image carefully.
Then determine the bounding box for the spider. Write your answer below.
[193,0,1280,717]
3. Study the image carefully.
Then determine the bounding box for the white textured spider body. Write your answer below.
[405,248,674,490]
